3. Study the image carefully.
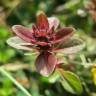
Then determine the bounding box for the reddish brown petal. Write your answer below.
[35,52,57,77]
[53,38,85,55]
[7,36,35,51]
[12,25,35,43]
[32,25,39,35]
[53,27,75,44]
[37,13,49,30]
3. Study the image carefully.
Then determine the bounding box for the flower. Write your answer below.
[7,12,85,77]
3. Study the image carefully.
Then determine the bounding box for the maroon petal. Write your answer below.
[12,25,35,43]
[32,25,39,35]
[7,36,34,51]
[53,38,85,55]
[37,13,49,30]
[53,27,75,44]
[35,52,57,77]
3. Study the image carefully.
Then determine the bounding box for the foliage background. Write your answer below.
[0,0,96,96]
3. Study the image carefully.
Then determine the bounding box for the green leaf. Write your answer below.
[58,68,83,94]
[48,70,60,83]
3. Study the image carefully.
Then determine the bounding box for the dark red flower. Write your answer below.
[7,12,85,77]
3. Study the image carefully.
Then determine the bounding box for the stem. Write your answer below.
[0,67,32,96]
[82,82,91,96]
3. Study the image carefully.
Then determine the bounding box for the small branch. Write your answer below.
[0,67,32,96]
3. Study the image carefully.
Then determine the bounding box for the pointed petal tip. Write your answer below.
[48,17,60,30]
[38,66,55,77]
[12,25,21,31]
[39,70,51,77]
[36,11,46,17]
[62,27,76,33]
[69,27,76,33]
[36,12,47,21]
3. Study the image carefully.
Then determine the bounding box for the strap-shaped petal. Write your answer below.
[37,13,49,30]
[48,17,60,30]
[12,25,35,43]
[53,38,85,55]
[35,52,57,77]
[53,27,74,44]
[7,36,34,51]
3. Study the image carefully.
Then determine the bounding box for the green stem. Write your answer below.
[0,67,32,96]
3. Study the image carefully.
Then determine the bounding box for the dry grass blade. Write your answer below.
[1,63,29,71]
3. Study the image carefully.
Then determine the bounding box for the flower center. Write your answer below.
[35,36,53,51]
[37,36,49,42]
[37,44,52,51]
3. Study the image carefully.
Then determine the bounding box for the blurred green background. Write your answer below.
[0,0,96,96]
